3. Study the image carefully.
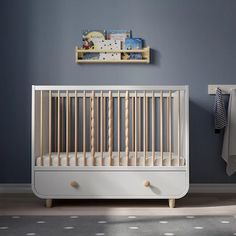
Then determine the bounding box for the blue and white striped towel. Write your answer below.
[214,88,227,133]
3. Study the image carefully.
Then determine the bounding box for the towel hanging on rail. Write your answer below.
[222,89,236,176]
[214,88,227,133]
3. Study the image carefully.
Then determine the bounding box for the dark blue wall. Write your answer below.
[1,0,236,183]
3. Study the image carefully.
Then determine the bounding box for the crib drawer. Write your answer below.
[33,171,188,198]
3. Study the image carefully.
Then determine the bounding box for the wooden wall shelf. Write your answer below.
[75,46,150,64]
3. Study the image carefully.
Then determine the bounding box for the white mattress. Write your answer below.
[35,152,185,167]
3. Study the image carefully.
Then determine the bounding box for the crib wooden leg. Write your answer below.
[46,199,53,208]
[168,199,175,208]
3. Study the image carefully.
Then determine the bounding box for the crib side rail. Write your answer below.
[32,86,189,167]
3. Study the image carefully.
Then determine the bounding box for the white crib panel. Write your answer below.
[34,171,187,199]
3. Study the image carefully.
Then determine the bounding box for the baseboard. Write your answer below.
[0,183,236,194]
[0,184,32,194]
[189,184,236,193]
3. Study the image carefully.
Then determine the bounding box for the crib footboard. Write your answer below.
[32,86,189,207]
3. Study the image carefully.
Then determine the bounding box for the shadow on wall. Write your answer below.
[150,48,160,66]
[189,99,236,182]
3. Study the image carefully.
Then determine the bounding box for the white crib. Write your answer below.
[31,85,189,208]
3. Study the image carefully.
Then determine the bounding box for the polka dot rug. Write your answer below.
[0,215,235,236]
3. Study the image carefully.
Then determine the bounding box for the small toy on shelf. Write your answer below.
[82,39,94,50]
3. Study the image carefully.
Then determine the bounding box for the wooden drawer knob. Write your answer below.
[144,180,151,187]
[70,181,79,188]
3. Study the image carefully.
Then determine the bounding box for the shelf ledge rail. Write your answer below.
[75,46,150,64]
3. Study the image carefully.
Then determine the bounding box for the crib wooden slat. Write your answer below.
[96,96,99,152]
[100,91,103,165]
[61,96,64,152]
[83,91,86,166]
[74,91,78,165]
[117,91,120,165]
[178,90,180,166]
[103,97,106,151]
[143,91,146,166]
[68,95,71,155]
[132,97,135,151]
[152,91,155,166]
[167,96,169,153]
[40,90,43,166]
[48,90,52,166]
[57,91,61,164]
[108,91,113,166]
[54,96,57,153]
[138,97,141,151]
[90,91,95,165]
[66,91,69,166]
[169,90,172,166]
[134,91,137,165]
[146,92,148,165]
[160,91,163,166]
[125,91,129,165]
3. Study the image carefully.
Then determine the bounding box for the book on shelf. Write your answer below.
[123,38,143,60]
[96,39,122,61]
[82,30,106,59]
[106,30,131,47]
